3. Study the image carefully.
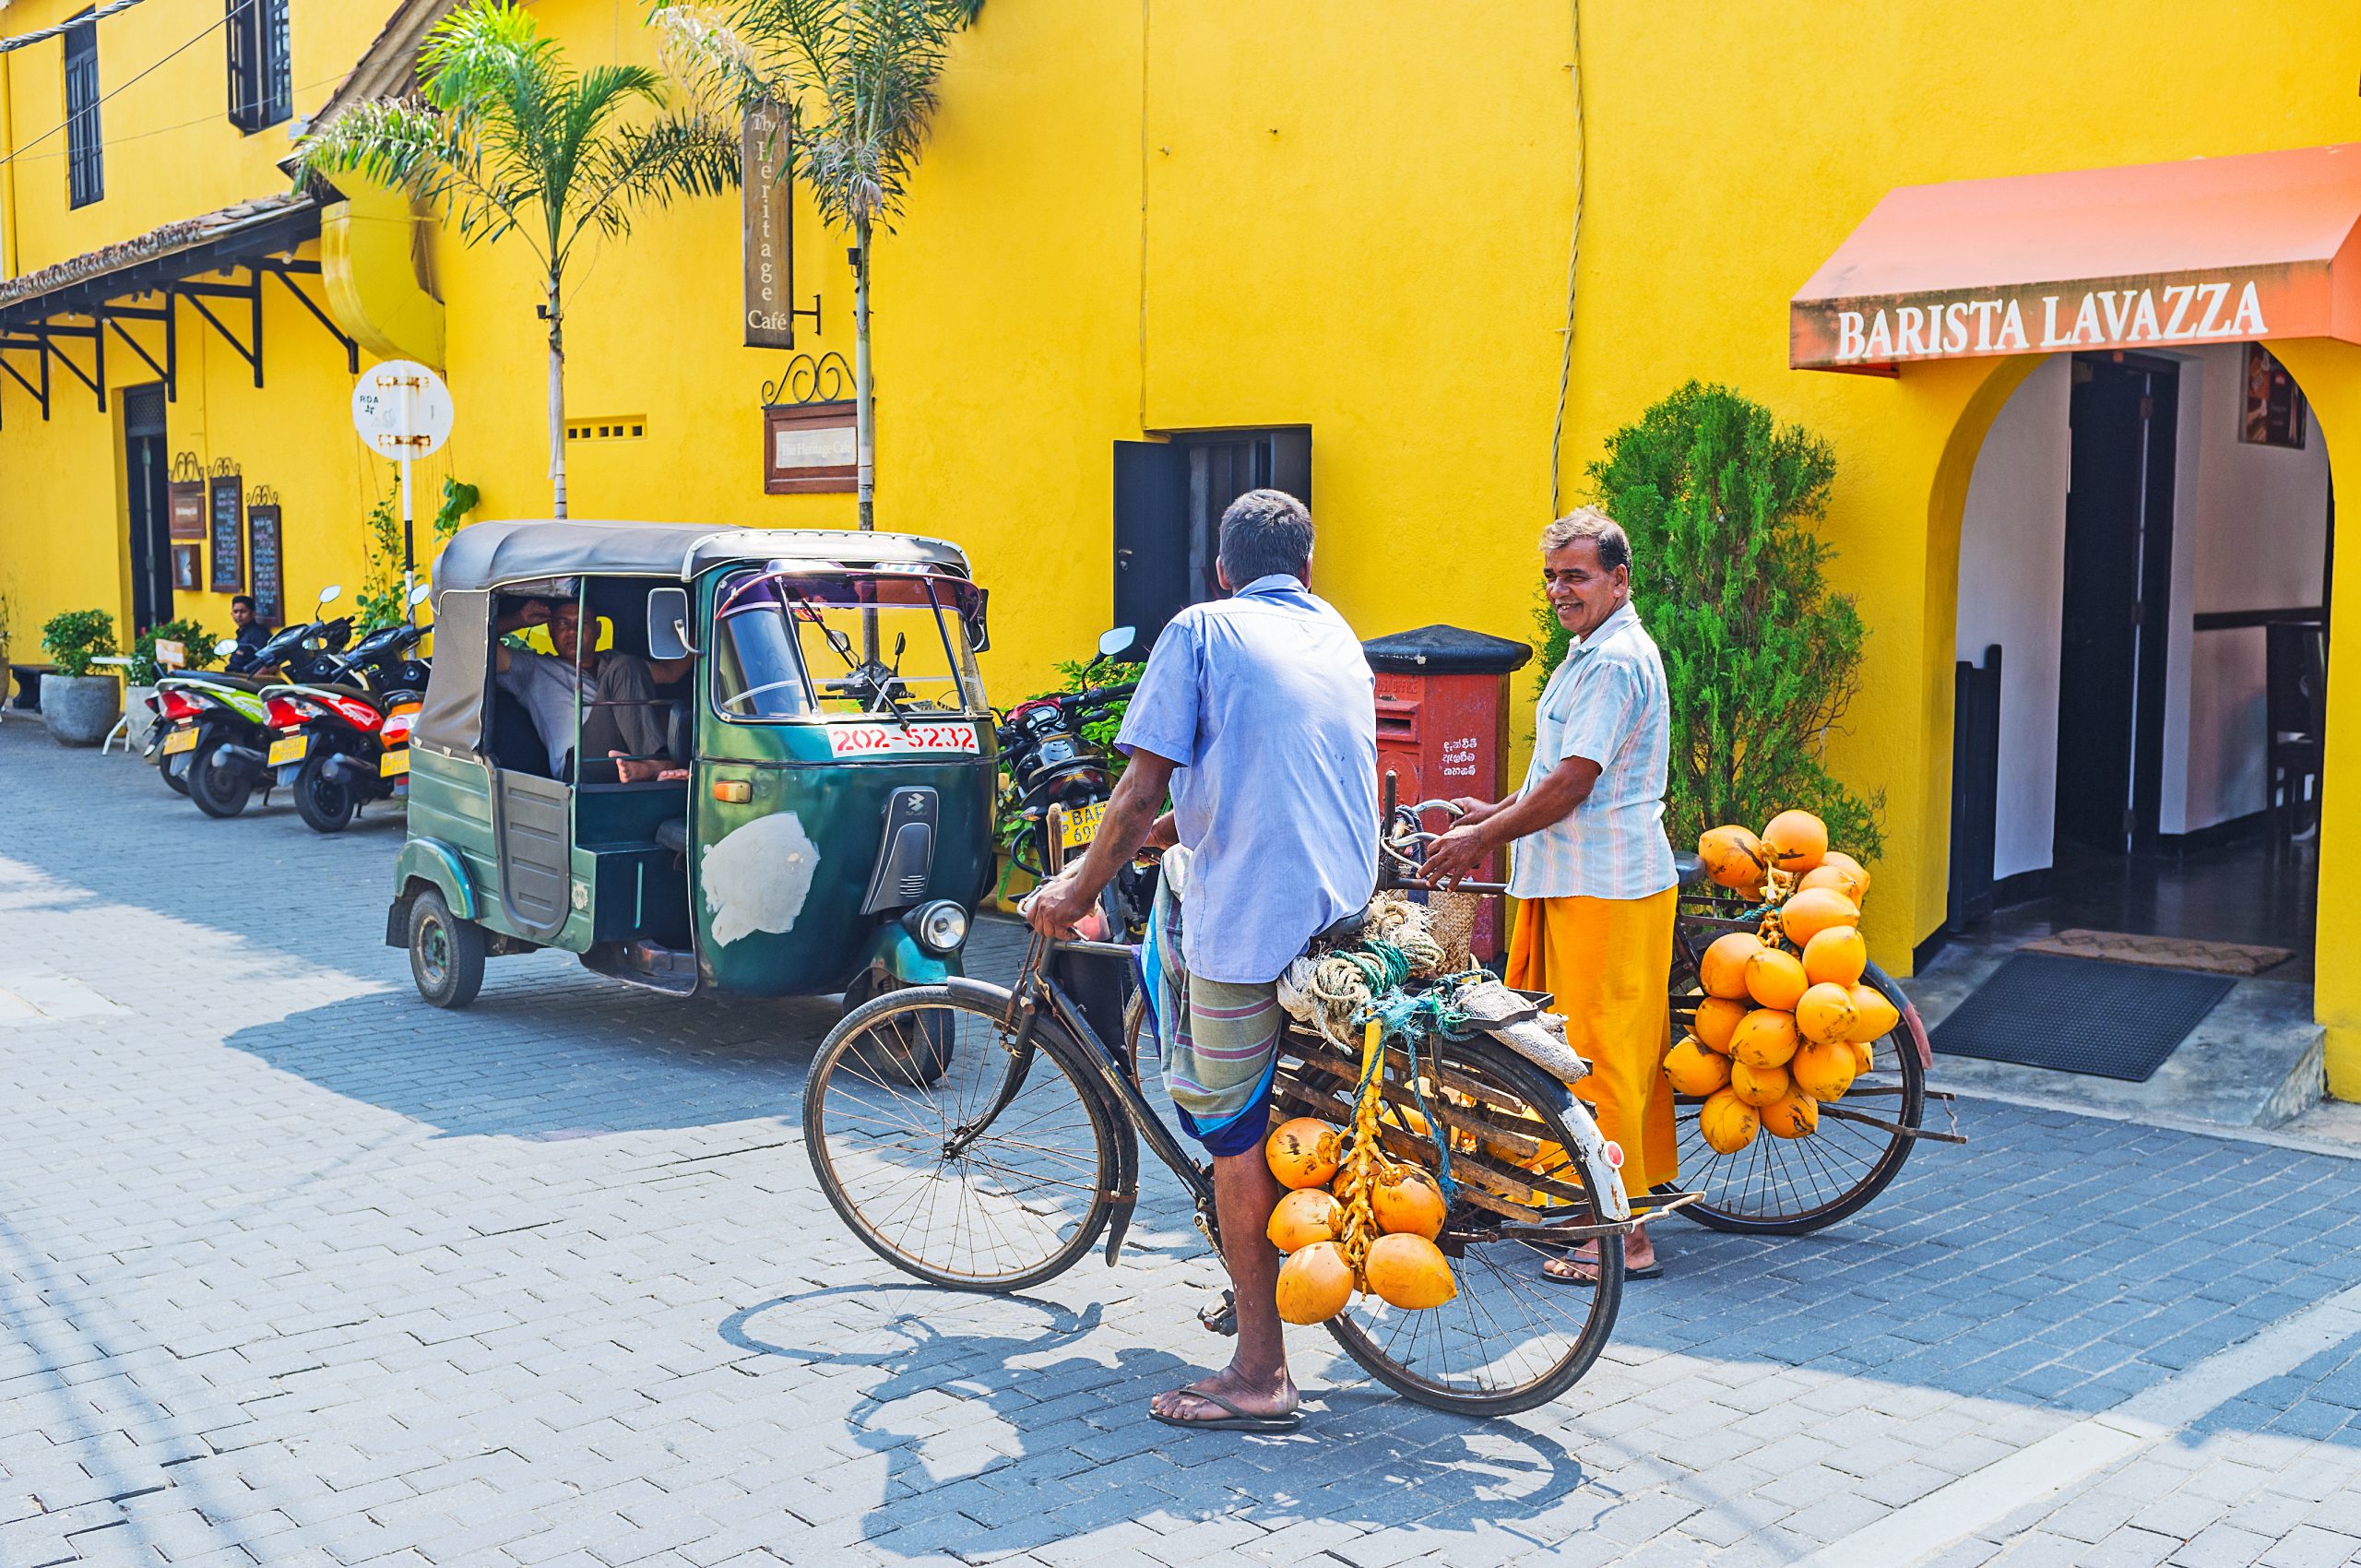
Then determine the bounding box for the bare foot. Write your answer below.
[1148,1362,1299,1426]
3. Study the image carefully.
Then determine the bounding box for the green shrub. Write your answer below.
[40,609,117,680]
[1562,380,1883,860]
[127,619,221,685]
[358,474,480,630]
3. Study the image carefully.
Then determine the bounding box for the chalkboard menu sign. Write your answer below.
[208,462,243,594]
[246,490,283,626]
[167,452,205,541]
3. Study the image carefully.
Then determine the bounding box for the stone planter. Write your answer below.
[124,685,158,748]
[41,673,121,747]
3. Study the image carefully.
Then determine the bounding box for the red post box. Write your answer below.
[1362,624,1534,961]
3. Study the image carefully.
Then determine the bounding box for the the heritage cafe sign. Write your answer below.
[1791,273,2283,370]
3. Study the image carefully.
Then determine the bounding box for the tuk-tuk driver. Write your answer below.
[1026,489,1378,1432]
[495,598,690,782]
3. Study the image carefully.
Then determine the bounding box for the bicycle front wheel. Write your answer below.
[805,985,1121,1291]
[1274,1032,1624,1418]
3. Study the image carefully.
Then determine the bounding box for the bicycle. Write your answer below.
[804,868,1653,1417]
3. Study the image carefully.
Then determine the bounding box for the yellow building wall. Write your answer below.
[9,0,2361,1085]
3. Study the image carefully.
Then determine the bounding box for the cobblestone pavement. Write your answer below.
[5,721,2361,1568]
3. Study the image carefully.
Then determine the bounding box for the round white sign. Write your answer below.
[350,360,454,459]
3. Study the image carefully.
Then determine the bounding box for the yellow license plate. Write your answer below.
[160,727,198,756]
[267,734,309,767]
[1060,802,1105,850]
[379,749,409,778]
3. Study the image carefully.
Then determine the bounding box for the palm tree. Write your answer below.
[656,0,984,529]
[300,2,739,518]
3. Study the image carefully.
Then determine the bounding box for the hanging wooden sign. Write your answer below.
[246,487,284,626]
[742,102,796,350]
[167,451,205,541]
[208,461,243,594]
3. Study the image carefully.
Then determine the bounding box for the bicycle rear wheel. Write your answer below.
[806,985,1121,1291]
[1272,1032,1623,1417]
[1671,962,1927,1234]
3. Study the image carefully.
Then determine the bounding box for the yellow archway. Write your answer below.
[1891,339,2361,1099]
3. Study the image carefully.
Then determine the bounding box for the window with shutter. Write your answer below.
[65,13,102,208]
[226,0,291,134]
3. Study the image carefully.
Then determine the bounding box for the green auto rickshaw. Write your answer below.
[387,520,995,1079]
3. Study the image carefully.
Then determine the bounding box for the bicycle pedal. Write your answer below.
[1199,1289,1238,1337]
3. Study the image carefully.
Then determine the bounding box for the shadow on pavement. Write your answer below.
[722,1285,1597,1553]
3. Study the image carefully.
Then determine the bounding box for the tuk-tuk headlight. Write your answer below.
[907,900,969,954]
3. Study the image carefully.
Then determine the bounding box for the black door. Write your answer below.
[123,385,171,634]
[2054,354,2178,854]
[1111,427,1311,654]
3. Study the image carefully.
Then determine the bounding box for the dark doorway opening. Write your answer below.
[123,384,172,636]
[2054,353,2179,857]
[1111,426,1310,653]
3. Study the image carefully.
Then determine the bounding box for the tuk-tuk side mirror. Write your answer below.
[648,587,698,659]
[965,587,991,654]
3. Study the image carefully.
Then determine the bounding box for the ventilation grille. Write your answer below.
[566,417,646,443]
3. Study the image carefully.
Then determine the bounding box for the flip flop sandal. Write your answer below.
[1148,1387,1304,1433]
[1543,1257,1664,1287]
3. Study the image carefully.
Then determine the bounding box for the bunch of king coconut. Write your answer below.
[1261,1084,1458,1324]
[1669,810,1899,1154]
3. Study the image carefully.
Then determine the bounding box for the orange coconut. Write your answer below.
[1761,1092,1820,1139]
[1664,1037,1733,1097]
[1761,809,1829,872]
[1267,1188,1343,1253]
[1700,932,1766,1000]
[1698,825,1770,892]
[1795,981,1860,1046]
[1800,925,1869,988]
[1265,1118,1343,1190]
[1745,947,1810,1012]
[1780,887,1861,948]
[1846,983,1902,1044]
[1275,1241,1357,1324]
[1821,850,1871,898]
[1729,1057,1791,1109]
[1699,1088,1761,1154]
[1728,1008,1800,1070]
[1792,1039,1858,1100]
[1364,1233,1458,1310]
[1372,1167,1448,1241]
[1692,995,1748,1053]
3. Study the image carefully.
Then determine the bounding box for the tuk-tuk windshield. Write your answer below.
[712,568,986,720]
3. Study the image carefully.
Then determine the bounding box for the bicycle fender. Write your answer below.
[1553,1096,1633,1223]
[1102,1121,1142,1266]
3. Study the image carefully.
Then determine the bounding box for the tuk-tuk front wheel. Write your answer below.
[409,889,486,1009]
[842,968,954,1087]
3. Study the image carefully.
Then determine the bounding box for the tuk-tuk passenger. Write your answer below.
[494,598,690,782]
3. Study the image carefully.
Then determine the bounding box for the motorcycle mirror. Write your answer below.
[408,583,433,608]
[317,584,343,606]
[1097,626,1136,660]
[214,638,239,657]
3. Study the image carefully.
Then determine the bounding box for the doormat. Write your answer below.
[1931,953,2236,1082]
[2019,928,2293,976]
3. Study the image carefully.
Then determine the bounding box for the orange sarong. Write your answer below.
[1504,886,1679,1197]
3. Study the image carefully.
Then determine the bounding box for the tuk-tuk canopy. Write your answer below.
[432,519,973,596]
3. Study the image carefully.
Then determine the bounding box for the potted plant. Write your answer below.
[39,609,121,746]
[125,619,219,747]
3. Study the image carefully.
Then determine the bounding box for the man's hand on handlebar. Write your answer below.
[1023,870,1100,940]
[1420,821,1491,885]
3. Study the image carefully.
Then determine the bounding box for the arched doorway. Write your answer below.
[1931,342,2331,1122]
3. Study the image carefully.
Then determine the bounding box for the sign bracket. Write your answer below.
[260,263,358,374]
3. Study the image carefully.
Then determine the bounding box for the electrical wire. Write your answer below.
[0,71,342,164]
[1547,0,1585,518]
[0,0,267,170]
[0,0,154,57]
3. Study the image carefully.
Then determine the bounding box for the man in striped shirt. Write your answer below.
[1421,508,1679,1283]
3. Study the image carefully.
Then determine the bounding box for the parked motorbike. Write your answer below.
[997,626,1154,938]
[264,586,433,833]
[150,586,353,818]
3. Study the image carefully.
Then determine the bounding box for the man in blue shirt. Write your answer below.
[1028,489,1376,1431]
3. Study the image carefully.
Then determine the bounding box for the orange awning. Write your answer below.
[1791,143,2361,372]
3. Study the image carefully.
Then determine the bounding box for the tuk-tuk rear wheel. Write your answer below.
[409,888,486,1009]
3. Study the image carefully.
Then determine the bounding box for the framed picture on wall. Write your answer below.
[2241,343,2308,449]
[171,544,200,591]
